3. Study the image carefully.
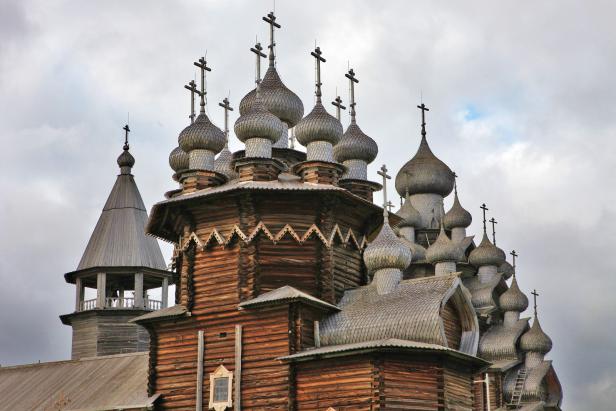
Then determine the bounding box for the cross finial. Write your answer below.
[480,203,489,235]
[452,171,458,195]
[345,68,359,122]
[417,103,430,139]
[263,11,281,67]
[377,164,392,215]
[510,250,518,273]
[386,200,394,212]
[489,217,498,245]
[122,124,130,150]
[218,97,234,147]
[250,42,267,84]
[193,56,212,113]
[331,96,346,121]
[531,289,539,317]
[184,80,198,123]
[311,46,326,103]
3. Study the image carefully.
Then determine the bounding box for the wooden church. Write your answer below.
[0,11,562,411]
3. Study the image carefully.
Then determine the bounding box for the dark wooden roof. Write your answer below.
[75,172,166,272]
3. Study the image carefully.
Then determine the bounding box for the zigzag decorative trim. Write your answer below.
[180,222,367,250]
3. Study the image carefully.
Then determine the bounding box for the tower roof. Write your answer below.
[468,233,506,267]
[499,276,529,313]
[396,193,422,228]
[520,317,553,355]
[74,144,166,274]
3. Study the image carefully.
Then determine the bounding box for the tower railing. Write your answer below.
[79,297,162,311]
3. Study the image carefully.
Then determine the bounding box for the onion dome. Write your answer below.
[396,193,421,228]
[520,317,553,354]
[443,192,472,229]
[295,102,343,147]
[399,237,426,262]
[426,226,463,264]
[213,145,238,180]
[239,67,304,127]
[234,91,283,145]
[469,233,506,267]
[499,276,529,312]
[334,121,378,164]
[117,146,135,170]
[169,146,189,173]
[178,113,226,155]
[364,215,413,273]
[499,261,515,280]
[395,135,455,197]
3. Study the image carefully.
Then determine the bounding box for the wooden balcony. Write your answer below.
[79,297,162,312]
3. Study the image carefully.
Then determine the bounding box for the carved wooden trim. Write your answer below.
[180,222,368,251]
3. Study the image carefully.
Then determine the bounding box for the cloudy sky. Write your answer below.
[1,0,614,408]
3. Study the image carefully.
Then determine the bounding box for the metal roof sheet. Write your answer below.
[0,353,151,411]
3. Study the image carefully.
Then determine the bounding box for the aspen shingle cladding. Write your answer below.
[76,172,166,271]
[0,353,154,411]
[503,361,563,408]
[318,274,479,355]
[462,274,506,310]
[479,319,530,361]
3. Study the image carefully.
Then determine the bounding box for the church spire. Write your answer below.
[311,46,326,103]
[346,68,359,123]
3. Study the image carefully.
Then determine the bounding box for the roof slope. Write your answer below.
[320,274,478,354]
[479,318,530,361]
[76,172,166,271]
[0,353,152,411]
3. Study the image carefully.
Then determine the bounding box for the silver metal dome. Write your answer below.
[499,276,529,312]
[396,193,422,229]
[239,66,304,127]
[443,193,472,229]
[295,102,343,147]
[395,136,455,197]
[334,121,378,164]
[178,113,226,154]
[520,317,553,354]
[169,146,189,173]
[363,215,413,273]
[469,233,506,267]
[426,226,464,264]
[234,93,283,144]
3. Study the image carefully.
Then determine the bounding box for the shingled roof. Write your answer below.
[319,274,479,355]
[503,361,563,407]
[479,318,530,361]
[0,353,155,411]
[74,168,166,273]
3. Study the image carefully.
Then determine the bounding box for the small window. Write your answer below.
[209,365,233,411]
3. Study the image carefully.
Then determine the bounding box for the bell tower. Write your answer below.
[60,126,172,360]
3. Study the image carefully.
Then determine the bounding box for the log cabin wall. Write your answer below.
[380,357,442,409]
[441,299,463,350]
[295,356,375,410]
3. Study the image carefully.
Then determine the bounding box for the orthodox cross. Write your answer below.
[218,97,233,145]
[184,80,198,123]
[510,250,518,273]
[531,289,539,317]
[193,56,211,113]
[345,68,359,121]
[489,217,498,245]
[122,124,130,150]
[387,201,394,212]
[332,96,346,121]
[417,103,429,138]
[311,46,326,103]
[377,164,392,211]
[480,203,489,234]
[263,11,280,67]
[452,171,458,195]
[250,42,267,83]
